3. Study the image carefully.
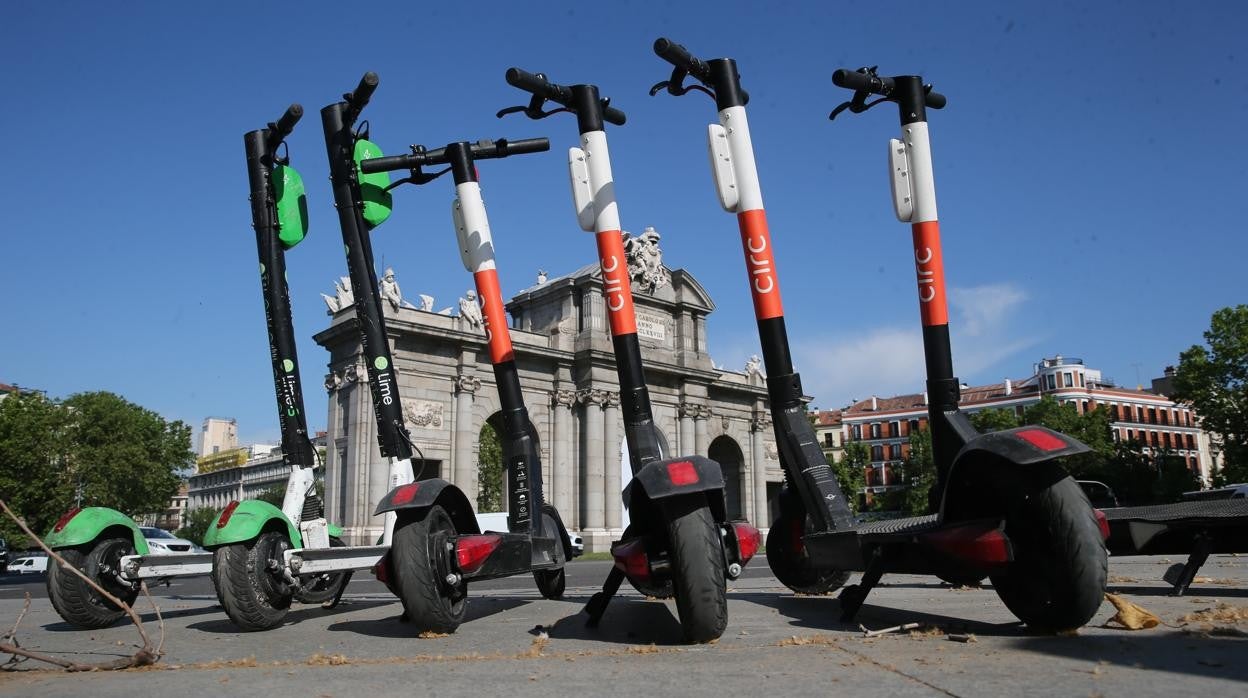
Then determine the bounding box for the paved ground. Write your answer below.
[0,555,1245,696]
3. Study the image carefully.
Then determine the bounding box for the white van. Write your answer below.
[8,555,49,574]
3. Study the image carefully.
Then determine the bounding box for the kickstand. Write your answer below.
[1162,533,1213,597]
[584,566,626,627]
[322,571,354,609]
[838,548,886,622]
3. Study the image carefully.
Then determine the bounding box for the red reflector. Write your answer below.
[732,522,761,564]
[1015,428,1067,452]
[53,507,82,533]
[667,460,699,486]
[611,538,651,583]
[372,554,392,587]
[456,534,502,574]
[921,522,1011,564]
[1094,509,1110,540]
[216,501,240,529]
[391,483,420,506]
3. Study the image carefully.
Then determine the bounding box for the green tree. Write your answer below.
[833,441,868,513]
[256,484,286,507]
[176,507,220,546]
[970,408,1019,433]
[1173,305,1248,485]
[898,428,936,516]
[477,422,504,512]
[0,392,71,545]
[0,391,191,544]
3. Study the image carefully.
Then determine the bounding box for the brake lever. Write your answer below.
[828,93,890,121]
[649,67,716,101]
[384,166,450,190]
[496,104,570,120]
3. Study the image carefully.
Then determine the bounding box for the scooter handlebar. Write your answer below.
[831,68,946,109]
[653,37,710,81]
[359,137,551,174]
[504,67,627,126]
[474,137,550,158]
[350,72,379,107]
[358,153,414,174]
[270,103,303,143]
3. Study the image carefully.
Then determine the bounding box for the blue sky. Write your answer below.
[1,1,1244,445]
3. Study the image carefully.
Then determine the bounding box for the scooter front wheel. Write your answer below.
[765,509,850,595]
[213,530,294,631]
[392,505,466,633]
[989,474,1107,632]
[293,537,353,605]
[665,496,727,643]
[47,535,138,629]
[533,510,567,599]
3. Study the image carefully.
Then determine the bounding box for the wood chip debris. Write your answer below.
[1103,593,1161,630]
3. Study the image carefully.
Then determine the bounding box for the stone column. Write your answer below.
[580,389,607,530]
[453,373,481,505]
[603,391,622,531]
[694,405,710,456]
[551,389,576,524]
[751,412,771,525]
[678,401,697,456]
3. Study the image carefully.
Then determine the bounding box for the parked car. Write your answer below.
[1077,480,1120,508]
[8,555,49,574]
[0,536,8,572]
[139,527,198,555]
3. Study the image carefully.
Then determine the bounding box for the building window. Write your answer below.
[908,419,920,435]
[870,423,881,439]
[852,424,861,440]
[1147,407,1156,424]
[1063,372,1073,387]
[1078,372,1085,387]
[823,433,836,448]
[871,445,884,462]
[1046,374,1056,390]
[889,444,902,460]
[889,421,900,438]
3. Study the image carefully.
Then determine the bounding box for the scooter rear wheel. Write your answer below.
[392,505,466,633]
[533,510,567,600]
[765,509,851,595]
[47,535,138,629]
[989,475,1107,632]
[213,530,294,631]
[665,496,727,643]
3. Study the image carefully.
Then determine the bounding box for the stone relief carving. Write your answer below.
[417,294,435,312]
[622,227,669,294]
[321,276,354,314]
[745,354,764,379]
[537,269,548,285]
[552,389,578,408]
[324,372,342,393]
[751,413,773,432]
[379,267,417,312]
[603,391,621,408]
[578,388,609,407]
[458,290,483,328]
[455,374,482,394]
[764,441,780,461]
[403,399,444,429]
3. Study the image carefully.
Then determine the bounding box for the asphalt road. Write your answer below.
[1,556,1245,696]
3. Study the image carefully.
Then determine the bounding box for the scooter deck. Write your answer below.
[285,545,389,575]
[803,514,945,570]
[1101,500,1248,557]
[1101,499,1248,523]
[120,552,215,580]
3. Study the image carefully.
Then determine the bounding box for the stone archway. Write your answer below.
[708,435,745,520]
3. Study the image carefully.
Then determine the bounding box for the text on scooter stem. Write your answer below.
[736,210,783,320]
[911,221,948,326]
[595,231,638,335]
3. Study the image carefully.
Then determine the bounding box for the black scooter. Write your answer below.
[498,69,760,643]
[358,135,578,618]
[648,39,1107,632]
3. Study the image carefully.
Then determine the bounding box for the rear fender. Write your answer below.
[375,479,480,535]
[940,426,1090,521]
[203,500,300,549]
[625,456,727,523]
[43,507,149,555]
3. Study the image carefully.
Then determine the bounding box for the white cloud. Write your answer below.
[793,283,1042,408]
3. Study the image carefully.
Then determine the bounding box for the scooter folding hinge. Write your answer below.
[706,123,740,212]
[567,146,596,231]
[888,138,914,222]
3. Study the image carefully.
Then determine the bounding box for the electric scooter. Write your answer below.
[498,68,760,643]
[357,135,577,623]
[42,103,351,629]
[647,39,1107,632]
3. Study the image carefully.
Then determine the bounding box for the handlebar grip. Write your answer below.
[351,72,379,106]
[603,105,627,126]
[925,91,947,109]
[505,67,567,101]
[271,104,303,141]
[653,37,709,79]
[359,153,416,174]
[498,137,550,155]
[832,68,885,94]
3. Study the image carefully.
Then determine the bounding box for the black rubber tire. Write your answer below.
[293,537,352,605]
[46,536,138,629]
[392,505,466,634]
[212,530,294,631]
[533,511,567,600]
[765,508,851,595]
[665,496,727,643]
[989,475,1108,632]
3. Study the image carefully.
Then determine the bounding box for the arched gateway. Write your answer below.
[315,240,782,551]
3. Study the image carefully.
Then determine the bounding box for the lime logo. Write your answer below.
[260,263,266,276]
[345,245,350,256]
[374,357,389,371]
[282,359,295,373]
